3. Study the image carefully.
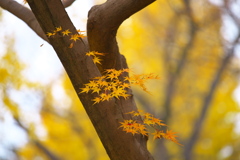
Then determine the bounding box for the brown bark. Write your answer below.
[25,0,155,159]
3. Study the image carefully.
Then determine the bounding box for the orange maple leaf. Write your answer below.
[152,130,165,139]
[164,130,183,146]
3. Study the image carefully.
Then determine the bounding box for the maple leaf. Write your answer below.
[119,120,148,136]
[152,130,165,139]
[86,52,95,56]
[55,26,62,32]
[93,56,102,65]
[99,81,108,87]
[119,120,133,129]
[94,52,105,56]
[120,93,131,99]
[92,87,101,94]
[100,93,112,101]
[77,29,85,33]
[126,111,136,115]
[119,120,138,135]
[120,82,131,89]
[151,118,167,126]
[80,86,91,93]
[62,29,71,36]
[144,118,155,125]
[111,87,126,99]
[126,110,141,117]
[120,109,181,146]
[121,68,130,73]
[70,34,80,42]
[164,130,183,146]
[69,42,74,48]
[87,80,99,89]
[92,97,101,105]
[144,112,153,119]
[126,128,138,135]
[78,34,86,38]
[104,69,115,73]
[135,123,148,136]
[46,32,56,37]
[86,51,103,56]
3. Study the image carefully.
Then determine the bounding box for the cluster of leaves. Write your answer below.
[119,110,182,146]
[46,26,86,48]
[80,68,160,104]
[125,73,159,94]
[86,51,106,65]
[78,39,180,146]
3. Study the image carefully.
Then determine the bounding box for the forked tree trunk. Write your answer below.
[27,0,155,159]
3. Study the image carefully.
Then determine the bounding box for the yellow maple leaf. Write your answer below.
[55,26,62,32]
[77,29,85,33]
[92,97,102,105]
[80,86,91,93]
[119,120,133,129]
[144,112,153,119]
[151,118,167,126]
[62,29,71,36]
[111,87,126,99]
[78,34,86,38]
[121,83,131,89]
[144,118,155,125]
[92,87,101,94]
[46,32,56,37]
[86,52,95,56]
[87,80,99,88]
[93,56,102,65]
[70,34,80,42]
[120,93,131,99]
[98,80,108,87]
[100,93,112,101]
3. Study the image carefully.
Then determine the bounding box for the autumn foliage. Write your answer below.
[80,51,181,145]
[120,110,182,146]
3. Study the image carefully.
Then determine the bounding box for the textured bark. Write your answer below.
[25,0,155,159]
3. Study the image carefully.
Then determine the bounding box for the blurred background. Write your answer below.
[0,0,240,159]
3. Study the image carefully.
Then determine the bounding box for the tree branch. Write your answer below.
[0,0,48,41]
[26,0,155,159]
[62,0,76,8]
[87,0,156,72]
[0,0,76,42]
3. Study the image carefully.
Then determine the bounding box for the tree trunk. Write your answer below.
[26,0,155,159]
